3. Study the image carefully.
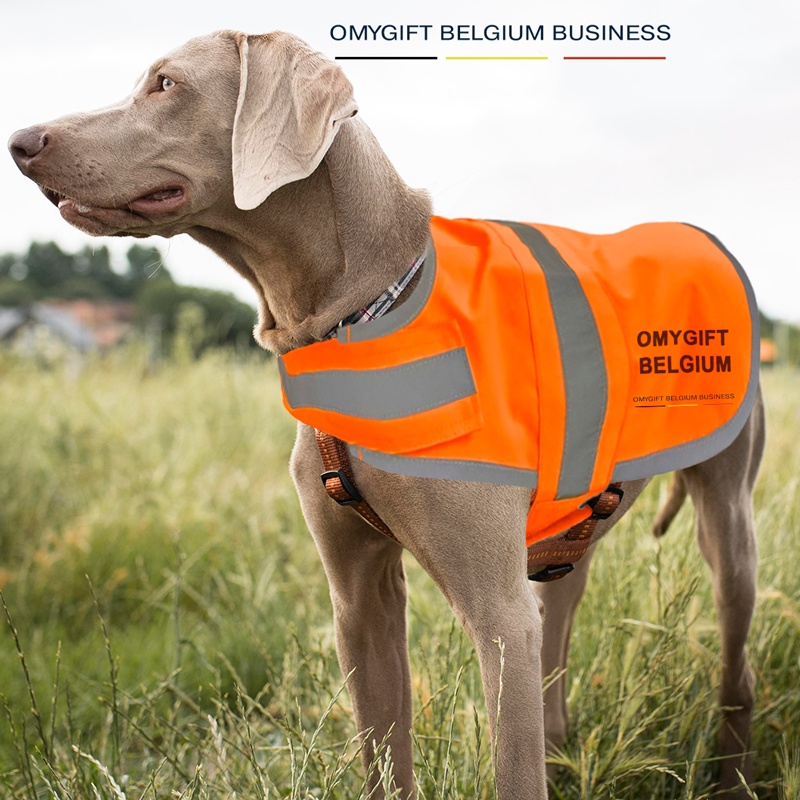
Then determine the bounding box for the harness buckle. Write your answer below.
[528,563,575,582]
[320,469,363,506]
[585,485,625,520]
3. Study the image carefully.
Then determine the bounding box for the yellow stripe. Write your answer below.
[446,56,548,61]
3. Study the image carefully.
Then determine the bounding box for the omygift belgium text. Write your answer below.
[637,329,732,374]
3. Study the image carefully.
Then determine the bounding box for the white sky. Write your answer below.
[1,0,798,322]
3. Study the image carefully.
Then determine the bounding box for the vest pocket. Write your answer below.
[280,321,483,453]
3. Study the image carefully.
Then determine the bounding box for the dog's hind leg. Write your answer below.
[681,389,765,796]
[532,544,596,782]
[652,471,688,537]
[531,478,648,786]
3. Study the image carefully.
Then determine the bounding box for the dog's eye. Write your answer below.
[158,75,176,91]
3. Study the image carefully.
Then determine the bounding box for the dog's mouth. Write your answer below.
[42,185,187,219]
[128,187,186,214]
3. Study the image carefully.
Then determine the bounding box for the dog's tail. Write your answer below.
[652,472,688,537]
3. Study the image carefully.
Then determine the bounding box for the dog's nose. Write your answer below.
[8,126,50,169]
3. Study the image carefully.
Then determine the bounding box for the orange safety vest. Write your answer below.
[279,218,759,546]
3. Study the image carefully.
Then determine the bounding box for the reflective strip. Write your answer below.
[279,347,476,421]
[338,241,437,343]
[612,224,760,481]
[494,221,608,499]
[352,445,538,488]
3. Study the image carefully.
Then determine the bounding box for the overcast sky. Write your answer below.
[1,0,798,322]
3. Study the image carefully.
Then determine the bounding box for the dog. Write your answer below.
[8,30,764,799]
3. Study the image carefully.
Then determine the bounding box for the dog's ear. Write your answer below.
[231,32,358,211]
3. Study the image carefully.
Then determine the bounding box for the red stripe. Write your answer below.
[564,56,666,60]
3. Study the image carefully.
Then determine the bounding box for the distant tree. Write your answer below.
[71,245,123,297]
[172,301,207,363]
[758,310,773,339]
[56,276,107,300]
[0,278,37,306]
[137,281,257,351]
[24,241,74,290]
[759,310,800,365]
[126,244,173,291]
[0,253,15,280]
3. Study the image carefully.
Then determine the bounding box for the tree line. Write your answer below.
[0,241,259,353]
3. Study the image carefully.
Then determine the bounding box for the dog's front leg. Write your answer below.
[463,576,548,800]
[290,425,415,799]
[378,481,549,800]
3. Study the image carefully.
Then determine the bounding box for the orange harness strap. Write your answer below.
[315,429,399,544]
[524,484,623,581]
[315,429,623,581]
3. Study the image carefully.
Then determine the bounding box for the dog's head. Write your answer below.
[7,31,358,238]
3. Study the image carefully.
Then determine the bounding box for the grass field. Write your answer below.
[0,349,797,799]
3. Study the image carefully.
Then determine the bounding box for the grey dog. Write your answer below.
[8,31,764,799]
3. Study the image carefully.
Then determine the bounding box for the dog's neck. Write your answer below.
[189,117,432,354]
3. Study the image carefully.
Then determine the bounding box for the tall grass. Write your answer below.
[0,349,797,798]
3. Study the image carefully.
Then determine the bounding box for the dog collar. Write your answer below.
[324,251,426,340]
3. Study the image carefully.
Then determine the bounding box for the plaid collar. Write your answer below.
[324,251,426,340]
